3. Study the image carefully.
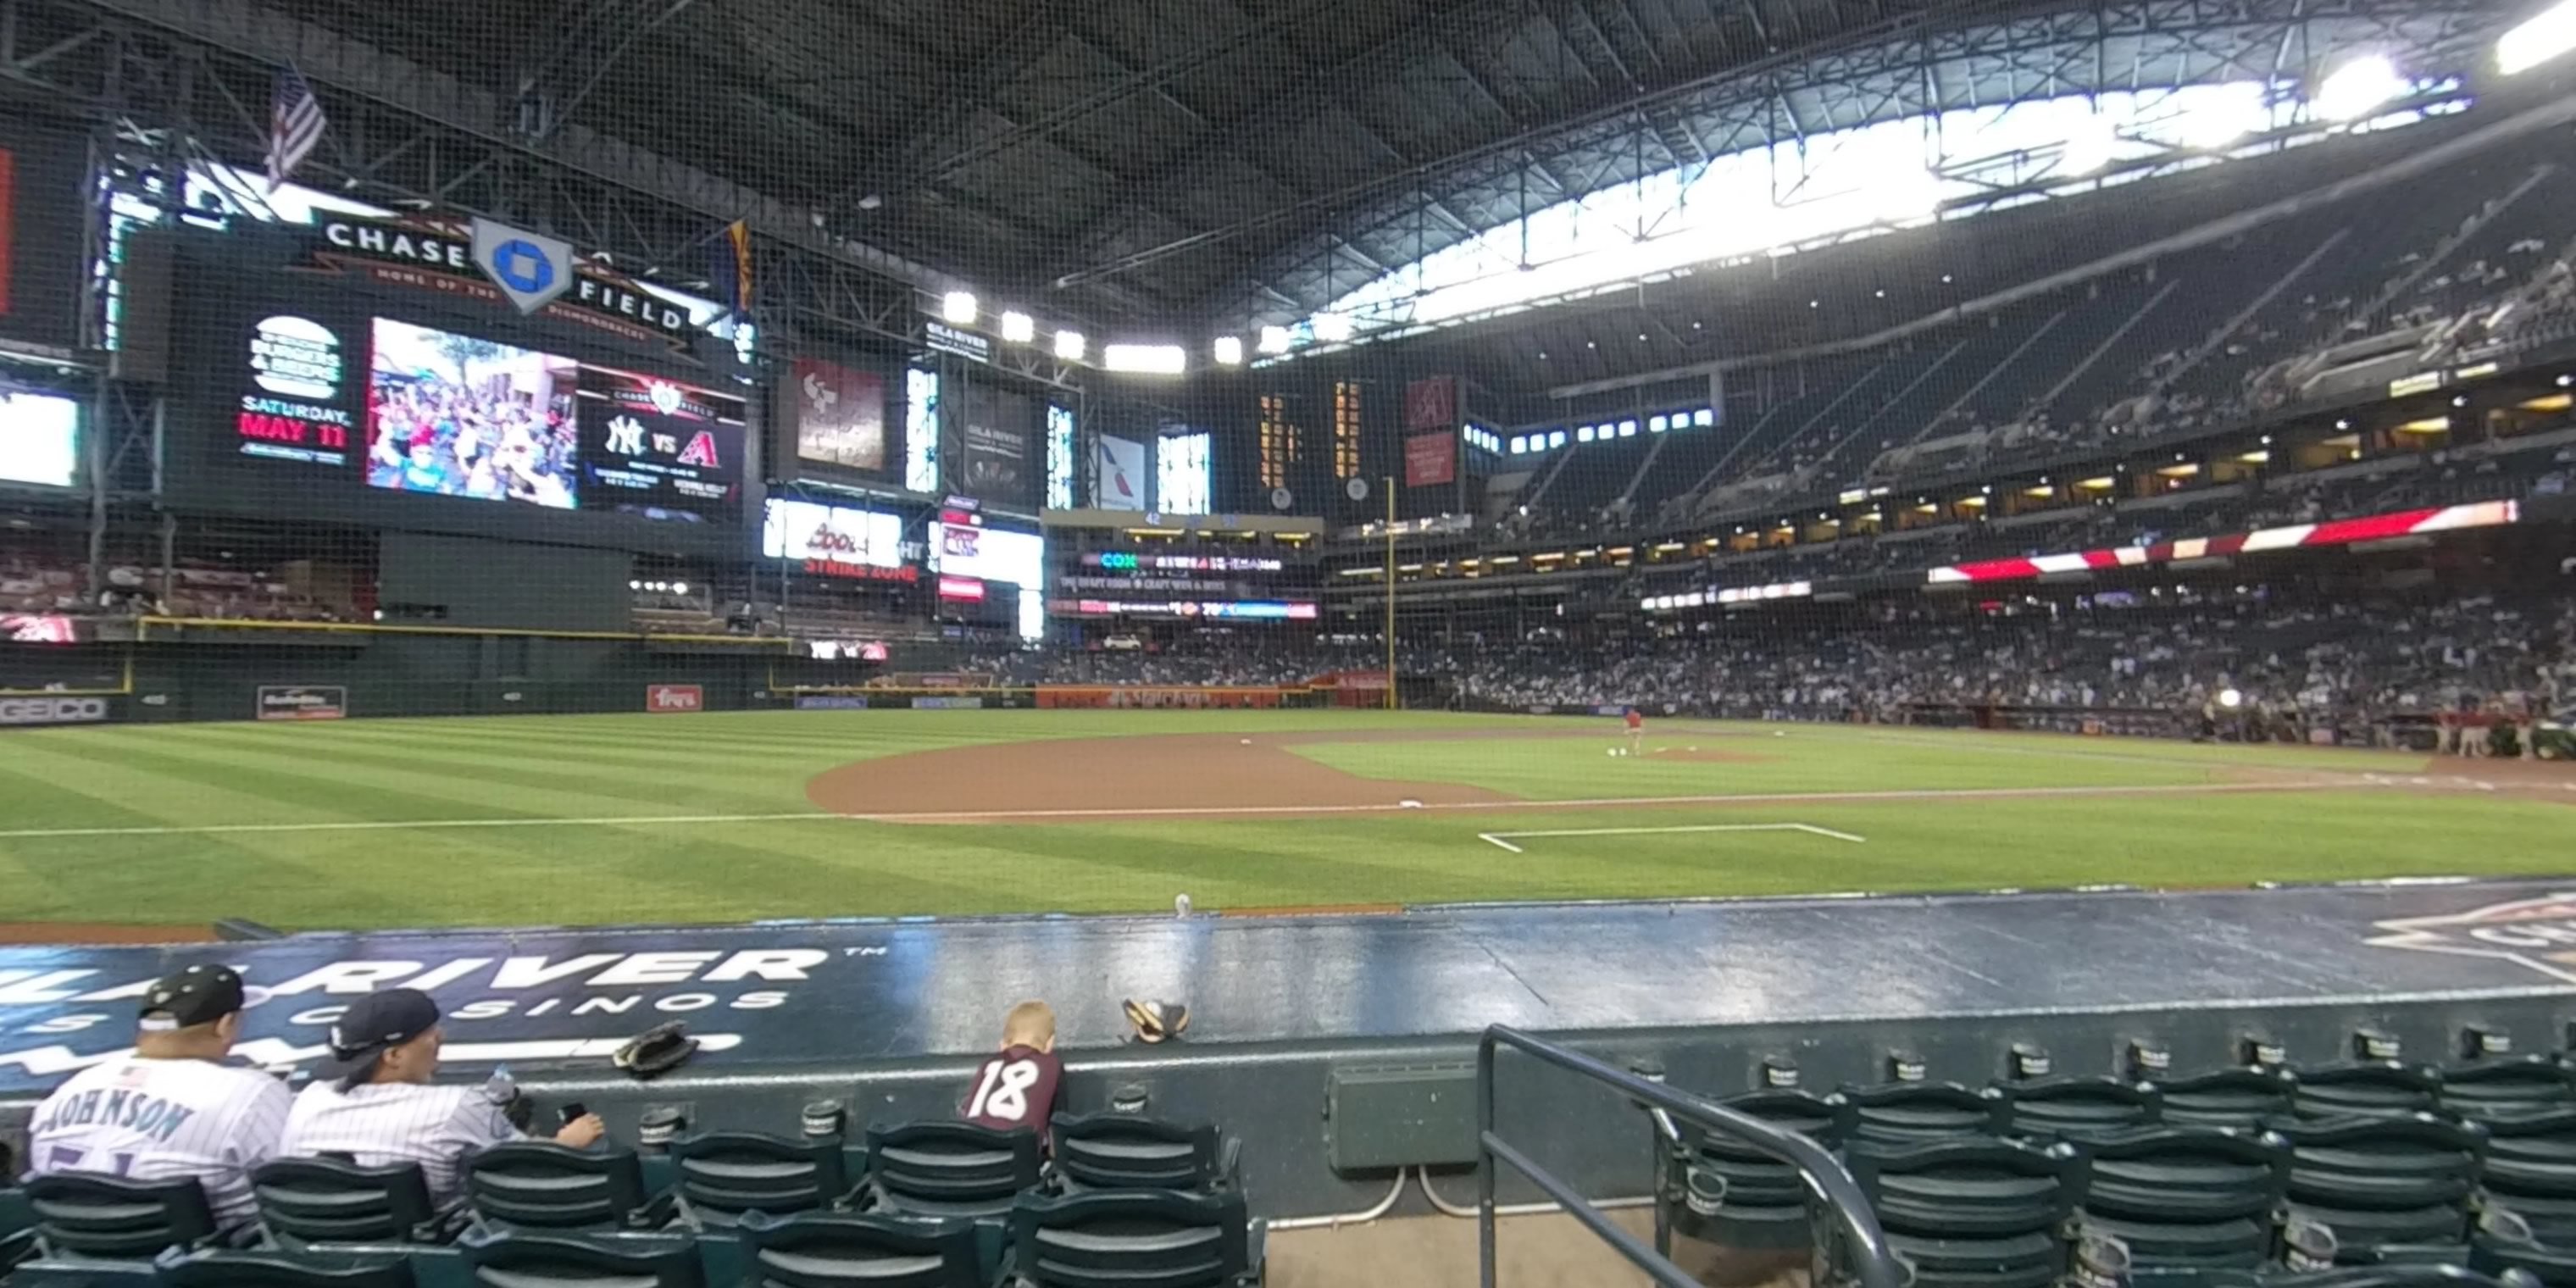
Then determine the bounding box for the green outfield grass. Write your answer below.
[0,709,2568,930]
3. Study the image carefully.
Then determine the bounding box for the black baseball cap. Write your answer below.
[317,988,442,1085]
[138,965,250,1031]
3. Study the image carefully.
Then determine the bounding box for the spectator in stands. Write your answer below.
[21,967,291,1235]
[963,1000,1063,1144]
[280,988,604,1207]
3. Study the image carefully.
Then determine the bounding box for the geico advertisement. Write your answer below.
[0,696,111,726]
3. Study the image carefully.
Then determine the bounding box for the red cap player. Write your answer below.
[1624,706,1644,756]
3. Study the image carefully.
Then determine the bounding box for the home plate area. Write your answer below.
[1476,821,1868,853]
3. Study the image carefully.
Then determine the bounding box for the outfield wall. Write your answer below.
[0,635,789,724]
[1,637,1381,724]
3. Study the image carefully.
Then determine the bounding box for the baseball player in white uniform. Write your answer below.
[22,965,291,1232]
[279,988,603,1208]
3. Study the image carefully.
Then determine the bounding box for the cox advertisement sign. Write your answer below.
[0,696,110,727]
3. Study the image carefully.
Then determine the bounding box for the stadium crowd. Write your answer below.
[1441,588,2576,744]
[990,579,2576,752]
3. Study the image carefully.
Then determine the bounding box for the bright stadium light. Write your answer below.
[1257,325,1293,354]
[2499,0,2576,73]
[2176,83,2266,148]
[2060,113,2117,176]
[1103,343,1187,374]
[2218,688,2245,709]
[1054,330,1086,361]
[1873,167,1942,219]
[941,291,978,325]
[1310,312,1355,343]
[999,310,1035,342]
[2316,55,2405,121]
[1213,336,1245,365]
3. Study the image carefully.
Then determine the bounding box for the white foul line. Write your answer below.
[1480,822,1868,852]
[0,776,2385,839]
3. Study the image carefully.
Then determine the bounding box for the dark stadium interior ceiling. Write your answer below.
[247,0,2514,391]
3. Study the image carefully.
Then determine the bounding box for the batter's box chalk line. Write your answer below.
[1476,822,1868,854]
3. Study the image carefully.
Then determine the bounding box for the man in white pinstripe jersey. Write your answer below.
[22,964,292,1234]
[278,988,603,1208]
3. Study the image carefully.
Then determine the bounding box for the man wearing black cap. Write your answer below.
[22,964,291,1232]
[278,988,603,1207]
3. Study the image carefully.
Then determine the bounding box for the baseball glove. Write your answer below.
[1122,998,1191,1044]
[613,1021,699,1080]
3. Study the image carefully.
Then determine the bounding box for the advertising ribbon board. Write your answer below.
[257,686,348,721]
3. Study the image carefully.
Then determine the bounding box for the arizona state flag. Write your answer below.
[709,219,753,322]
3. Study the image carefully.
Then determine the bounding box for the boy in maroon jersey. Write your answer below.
[962,1001,1063,1141]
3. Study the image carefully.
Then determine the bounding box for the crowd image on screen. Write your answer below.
[364,325,579,509]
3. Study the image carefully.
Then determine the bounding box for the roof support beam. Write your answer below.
[1046,0,1534,275]
[77,0,969,297]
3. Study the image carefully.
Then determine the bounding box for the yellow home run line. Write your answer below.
[0,777,2377,838]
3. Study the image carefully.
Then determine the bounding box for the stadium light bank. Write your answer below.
[2499,0,2576,74]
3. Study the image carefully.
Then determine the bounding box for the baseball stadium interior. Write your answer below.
[6,0,2576,1283]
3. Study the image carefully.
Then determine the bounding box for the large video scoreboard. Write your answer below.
[165,219,750,554]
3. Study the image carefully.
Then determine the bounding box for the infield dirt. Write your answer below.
[802,727,1624,822]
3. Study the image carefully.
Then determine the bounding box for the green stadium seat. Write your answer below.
[1663,1089,1849,1251]
[250,1159,448,1247]
[2440,1058,2576,1120]
[1835,1082,2010,1144]
[732,1209,985,1288]
[2000,1077,2161,1140]
[1005,1189,1261,1288]
[1046,1115,1233,1193]
[1843,1135,2086,1288]
[455,1227,703,1288]
[2290,1063,2442,1119]
[2468,1223,2576,1288]
[2274,1113,2486,1259]
[155,1247,417,1288]
[25,1174,220,1260]
[2472,1111,2576,1242]
[861,1123,1043,1222]
[667,1133,853,1226]
[2130,1265,2523,1288]
[2157,1069,2295,1130]
[2,1187,36,1246]
[464,1144,670,1232]
[2064,1124,2291,1270]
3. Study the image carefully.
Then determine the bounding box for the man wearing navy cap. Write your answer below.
[278,988,603,1206]
[22,964,291,1231]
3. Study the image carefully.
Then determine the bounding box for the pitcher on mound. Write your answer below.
[1624,706,1644,757]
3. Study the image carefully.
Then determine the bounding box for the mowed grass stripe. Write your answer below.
[169,726,801,815]
[73,725,843,824]
[14,734,590,827]
[936,825,1459,909]
[0,766,464,924]
[0,735,505,831]
[1285,736,2235,800]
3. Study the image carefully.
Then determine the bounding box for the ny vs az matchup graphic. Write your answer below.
[580,369,743,521]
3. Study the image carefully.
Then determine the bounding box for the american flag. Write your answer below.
[265,69,326,192]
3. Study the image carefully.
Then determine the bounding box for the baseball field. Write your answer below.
[1,708,2570,934]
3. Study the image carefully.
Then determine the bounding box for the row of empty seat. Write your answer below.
[0,1113,1260,1288]
[1670,1053,2576,1288]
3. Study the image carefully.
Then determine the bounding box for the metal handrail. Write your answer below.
[1477,1024,1905,1288]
